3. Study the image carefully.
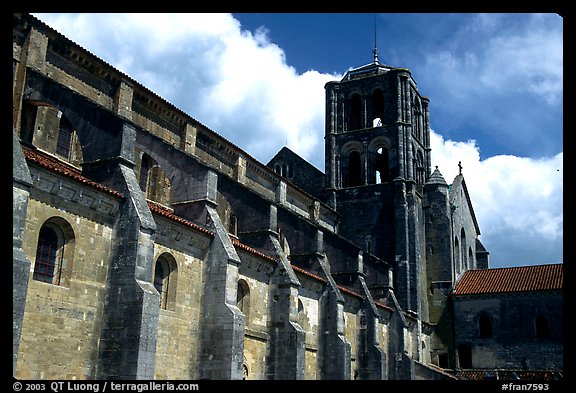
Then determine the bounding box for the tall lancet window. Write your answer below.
[375,147,389,183]
[346,151,362,187]
[371,89,384,127]
[349,94,362,130]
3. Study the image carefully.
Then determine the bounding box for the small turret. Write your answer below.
[423,166,453,323]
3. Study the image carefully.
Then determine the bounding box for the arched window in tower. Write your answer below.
[415,150,425,185]
[371,89,385,127]
[348,93,362,130]
[346,151,362,187]
[375,147,390,184]
[468,247,474,270]
[412,98,422,141]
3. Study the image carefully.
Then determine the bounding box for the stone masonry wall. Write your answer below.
[151,237,207,380]
[17,194,115,379]
[453,292,563,370]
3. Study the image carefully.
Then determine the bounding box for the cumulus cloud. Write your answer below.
[34,13,335,168]
[420,13,563,159]
[430,130,563,266]
[425,13,563,105]
[32,13,563,268]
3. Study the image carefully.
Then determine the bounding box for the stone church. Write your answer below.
[12,13,563,380]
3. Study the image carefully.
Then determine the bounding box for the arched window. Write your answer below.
[460,228,467,272]
[535,315,550,339]
[20,100,38,144]
[346,151,362,187]
[154,254,178,310]
[413,98,423,140]
[348,94,362,130]
[454,237,460,273]
[479,314,493,338]
[416,150,425,185]
[237,279,250,320]
[33,224,64,285]
[32,218,75,286]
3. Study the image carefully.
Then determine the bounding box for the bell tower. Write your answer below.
[324,51,431,312]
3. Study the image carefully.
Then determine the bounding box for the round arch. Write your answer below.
[33,216,76,287]
[153,252,178,311]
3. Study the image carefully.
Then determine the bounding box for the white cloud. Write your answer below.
[32,13,562,267]
[430,130,563,266]
[35,12,336,167]
[425,13,563,106]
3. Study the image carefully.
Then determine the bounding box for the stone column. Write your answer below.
[195,170,245,380]
[235,204,305,379]
[318,268,351,380]
[384,289,414,380]
[315,250,351,379]
[12,134,33,376]
[114,80,133,121]
[89,123,161,380]
[354,272,387,380]
[266,233,306,380]
[180,123,197,156]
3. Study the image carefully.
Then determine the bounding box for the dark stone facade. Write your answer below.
[453,290,563,371]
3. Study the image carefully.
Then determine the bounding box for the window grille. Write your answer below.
[33,226,63,285]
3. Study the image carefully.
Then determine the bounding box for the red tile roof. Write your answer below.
[22,146,124,199]
[147,199,214,237]
[454,264,563,295]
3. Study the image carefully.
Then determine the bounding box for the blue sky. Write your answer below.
[32,13,563,269]
[234,13,563,160]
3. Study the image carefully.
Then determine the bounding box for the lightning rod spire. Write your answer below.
[373,14,379,64]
